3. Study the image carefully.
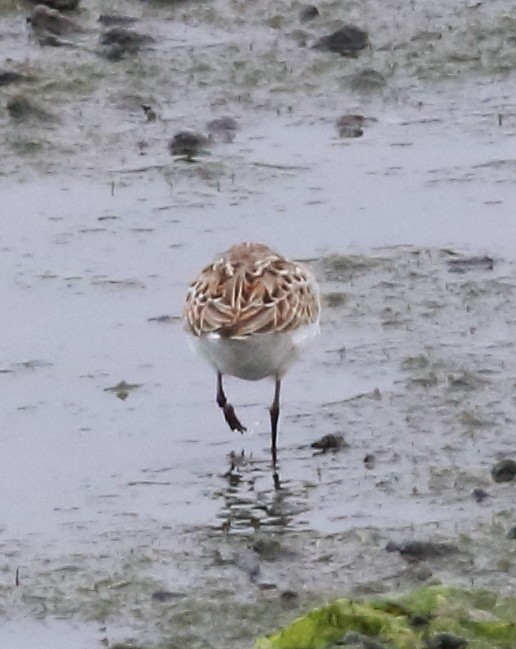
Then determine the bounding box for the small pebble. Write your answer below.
[280,589,299,604]
[311,433,347,451]
[27,0,79,9]
[168,130,209,159]
[471,487,489,503]
[151,590,181,602]
[363,453,376,469]
[299,4,319,22]
[7,94,55,121]
[424,632,467,649]
[385,540,458,560]
[491,458,516,483]
[507,526,516,539]
[100,27,154,52]
[313,25,369,56]
[0,71,31,86]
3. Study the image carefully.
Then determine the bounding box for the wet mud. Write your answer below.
[2,0,516,648]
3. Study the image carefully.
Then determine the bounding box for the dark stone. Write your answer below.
[168,131,209,158]
[299,5,319,22]
[491,458,516,483]
[100,27,154,52]
[507,526,516,539]
[471,487,489,503]
[424,632,467,649]
[280,589,299,604]
[363,453,376,469]
[311,433,347,451]
[26,0,79,9]
[7,94,55,121]
[0,71,30,86]
[385,540,458,560]
[151,590,181,602]
[312,25,369,56]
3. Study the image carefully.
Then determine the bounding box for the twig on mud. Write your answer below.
[109,163,167,173]
[251,161,310,171]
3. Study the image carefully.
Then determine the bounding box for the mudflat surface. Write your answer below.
[2,0,516,647]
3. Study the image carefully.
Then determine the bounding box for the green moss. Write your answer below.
[255,586,516,649]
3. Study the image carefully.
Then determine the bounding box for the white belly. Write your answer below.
[188,322,319,381]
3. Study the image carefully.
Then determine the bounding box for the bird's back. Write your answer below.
[183,242,320,339]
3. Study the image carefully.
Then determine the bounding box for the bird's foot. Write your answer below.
[223,403,247,433]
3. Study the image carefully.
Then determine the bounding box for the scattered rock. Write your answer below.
[410,613,432,628]
[424,632,467,649]
[506,526,516,539]
[299,4,319,22]
[447,255,494,273]
[26,0,79,9]
[312,25,369,56]
[363,453,376,469]
[385,540,459,560]
[151,590,181,602]
[280,590,299,605]
[7,94,56,121]
[491,458,516,483]
[311,433,347,452]
[100,27,154,53]
[471,487,489,503]
[168,130,210,160]
[98,14,138,26]
[28,4,85,35]
[0,71,32,86]
[206,116,239,142]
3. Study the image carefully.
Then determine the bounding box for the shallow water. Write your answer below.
[2,0,516,647]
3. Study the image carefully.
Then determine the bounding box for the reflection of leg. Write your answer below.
[270,379,281,464]
[216,372,246,433]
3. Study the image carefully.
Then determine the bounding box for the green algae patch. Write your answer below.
[254,586,516,649]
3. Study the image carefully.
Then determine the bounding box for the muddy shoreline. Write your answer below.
[2,1,516,647]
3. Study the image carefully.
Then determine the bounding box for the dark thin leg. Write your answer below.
[216,372,246,433]
[270,379,281,465]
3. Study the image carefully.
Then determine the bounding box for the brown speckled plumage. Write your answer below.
[183,242,319,338]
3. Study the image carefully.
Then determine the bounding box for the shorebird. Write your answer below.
[183,242,320,461]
